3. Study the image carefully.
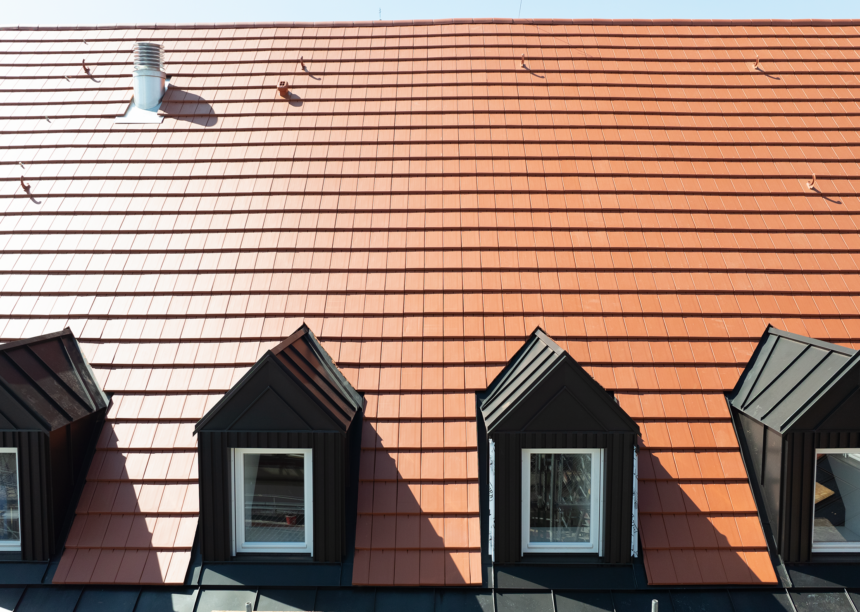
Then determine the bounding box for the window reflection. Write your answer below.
[243,452,305,544]
[529,453,592,544]
[814,452,860,547]
[0,451,19,548]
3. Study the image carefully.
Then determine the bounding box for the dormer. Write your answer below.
[195,324,363,562]
[729,325,860,562]
[478,328,640,564]
[0,329,109,560]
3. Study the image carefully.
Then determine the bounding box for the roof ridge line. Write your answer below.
[2,18,859,31]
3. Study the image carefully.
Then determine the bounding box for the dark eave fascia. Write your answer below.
[477,326,561,411]
[0,327,74,353]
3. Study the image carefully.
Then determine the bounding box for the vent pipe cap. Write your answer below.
[134,42,165,71]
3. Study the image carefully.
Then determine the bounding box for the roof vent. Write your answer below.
[132,42,166,111]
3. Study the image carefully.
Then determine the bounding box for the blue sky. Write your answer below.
[2,0,858,25]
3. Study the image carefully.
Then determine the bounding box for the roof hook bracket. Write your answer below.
[807,173,816,190]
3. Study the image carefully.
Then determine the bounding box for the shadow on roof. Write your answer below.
[158,88,217,127]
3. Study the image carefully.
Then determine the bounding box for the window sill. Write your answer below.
[518,553,602,564]
[808,552,860,563]
[231,553,314,563]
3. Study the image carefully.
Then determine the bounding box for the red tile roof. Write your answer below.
[3,17,859,585]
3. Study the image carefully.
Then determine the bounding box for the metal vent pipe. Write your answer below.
[132,42,165,110]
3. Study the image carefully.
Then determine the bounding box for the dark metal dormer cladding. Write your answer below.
[195,323,364,564]
[0,329,109,561]
[477,327,640,566]
[729,325,860,563]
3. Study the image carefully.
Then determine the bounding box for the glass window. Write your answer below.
[233,449,312,554]
[521,448,602,554]
[0,449,20,552]
[813,449,860,553]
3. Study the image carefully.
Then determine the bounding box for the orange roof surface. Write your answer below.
[2,18,859,586]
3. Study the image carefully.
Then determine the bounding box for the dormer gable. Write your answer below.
[478,327,639,435]
[195,323,364,435]
[729,325,860,434]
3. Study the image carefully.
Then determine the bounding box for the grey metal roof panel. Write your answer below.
[133,589,198,612]
[376,589,435,612]
[728,591,794,612]
[0,588,23,612]
[554,591,615,612]
[13,587,81,612]
[199,562,342,587]
[496,591,554,612]
[257,589,317,611]
[728,326,859,433]
[612,592,675,612]
[669,590,735,612]
[0,329,108,434]
[790,591,856,612]
[195,589,256,612]
[73,589,138,612]
[315,588,376,612]
[435,590,494,612]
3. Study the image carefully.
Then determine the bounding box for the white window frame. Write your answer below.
[521,448,603,555]
[0,448,21,553]
[232,448,313,555]
[811,448,860,554]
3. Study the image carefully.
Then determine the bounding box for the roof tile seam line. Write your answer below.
[1,30,858,39]
[5,287,860,295]
[7,57,860,66]
[3,158,860,166]
[10,63,860,75]
[0,190,853,198]
[4,34,860,44]
[5,173,860,181]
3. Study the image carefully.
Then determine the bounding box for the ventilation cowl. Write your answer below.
[132,42,166,111]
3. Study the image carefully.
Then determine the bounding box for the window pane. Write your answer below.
[0,452,19,544]
[529,453,592,544]
[243,453,305,544]
[814,453,860,545]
